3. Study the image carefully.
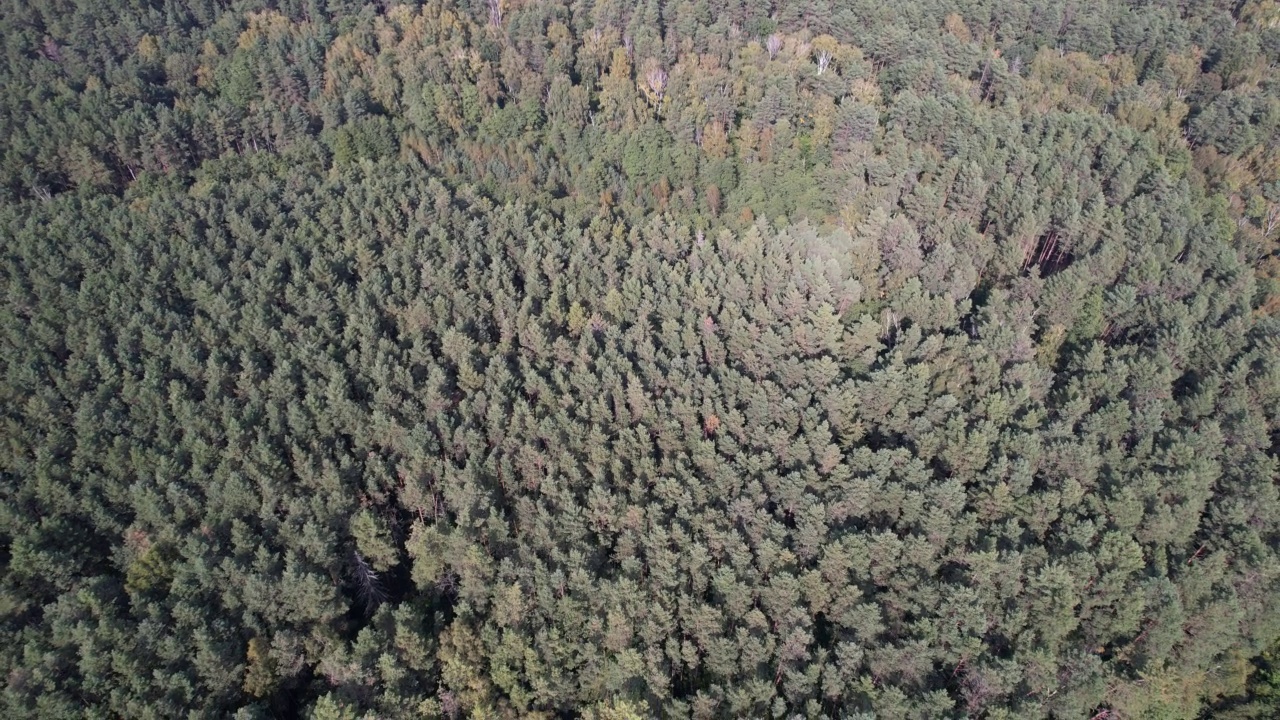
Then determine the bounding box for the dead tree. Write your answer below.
[646,66,668,103]
[350,551,387,613]
[767,34,782,60]
[816,50,832,75]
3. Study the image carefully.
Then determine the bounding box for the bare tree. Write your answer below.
[646,66,668,103]
[1264,183,1280,237]
[816,50,832,75]
[766,34,782,60]
[350,551,387,613]
[486,0,502,27]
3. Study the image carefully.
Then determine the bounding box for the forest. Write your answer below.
[1,0,1279,717]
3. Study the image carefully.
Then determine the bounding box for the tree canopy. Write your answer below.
[2,0,1279,718]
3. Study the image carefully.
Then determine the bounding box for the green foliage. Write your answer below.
[124,542,177,596]
[243,637,278,699]
[351,510,398,572]
[310,693,359,720]
[1,0,1279,718]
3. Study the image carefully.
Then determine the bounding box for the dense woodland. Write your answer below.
[2,0,1280,717]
